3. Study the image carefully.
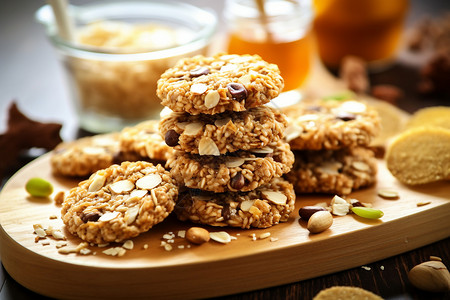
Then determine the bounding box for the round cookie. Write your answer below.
[313,286,383,300]
[157,53,284,115]
[119,120,174,163]
[167,141,294,193]
[61,161,178,244]
[175,177,295,228]
[282,100,380,150]
[159,106,287,154]
[284,147,377,195]
[51,133,126,177]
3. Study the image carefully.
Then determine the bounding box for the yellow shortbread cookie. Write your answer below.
[386,127,450,185]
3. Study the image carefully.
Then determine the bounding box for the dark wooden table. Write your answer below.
[1,0,449,299]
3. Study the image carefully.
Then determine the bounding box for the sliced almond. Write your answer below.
[318,161,343,175]
[125,206,140,225]
[184,122,204,135]
[240,200,255,212]
[88,174,106,192]
[261,191,287,205]
[190,83,207,94]
[284,124,303,142]
[122,240,134,250]
[220,64,237,72]
[215,117,232,127]
[296,114,320,122]
[250,146,273,154]
[129,189,147,199]
[109,180,135,194]
[98,211,120,222]
[176,121,190,130]
[339,100,367,114]
[204,90,220,109]
[225,157,245,168]
[209,231,232,244]
[377,189,399,199]
[238,74,252,85]
[51,230,66,240]
[198,137,220,156]
[136,174,162,190]
[102,247,126,257]
[82,147,106,155]
[352,161,370,172]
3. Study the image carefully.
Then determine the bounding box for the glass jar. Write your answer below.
[224,0,314,92]
[313,0,410,70]
[36,1,217,133]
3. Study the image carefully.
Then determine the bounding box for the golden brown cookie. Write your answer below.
[61,161,178,244]
[157,53,284,115]
[159,106,287,154]
[282,100,380,150]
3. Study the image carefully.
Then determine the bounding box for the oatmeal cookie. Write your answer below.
[159,106,287,154]
[167,141,294,193]
[61,161,178,244]
[313,286,383,300]
[157,54,284,115]
[51,133,128,177]
[285,147,377,195]
[175,177,295,228]
[119,120,173,162]
[282,100,380,150]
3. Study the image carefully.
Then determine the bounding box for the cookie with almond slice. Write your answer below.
[157,53,284,115]
[159,106,287,154]
[61,161,178,244]
[175,177,295,228]
[285,147,377,195]
[166,141,294,193]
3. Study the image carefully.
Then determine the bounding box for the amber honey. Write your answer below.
[313,0,409,69]
[227,32,312,91]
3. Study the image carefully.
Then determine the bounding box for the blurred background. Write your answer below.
[1,0,449,140]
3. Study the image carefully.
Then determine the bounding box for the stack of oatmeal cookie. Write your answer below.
[157,53,296,228]
[283,99,381,196]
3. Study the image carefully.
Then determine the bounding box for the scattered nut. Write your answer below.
[331,195,350,216]
[299,206,327,221]
[417,201,431,207]
[186,227,210,244]
[53,191,65,205]
[25,177,53,197]
[377,189,399,199]
[307,211,333,234]
[209,231,232,244]
[408,260,450,292]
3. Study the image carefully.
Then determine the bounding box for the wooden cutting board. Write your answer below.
[0,153,449,299]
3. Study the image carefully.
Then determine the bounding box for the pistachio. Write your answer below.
[408,261,450,292]
[307,211,333,234]
[25,177,53,197]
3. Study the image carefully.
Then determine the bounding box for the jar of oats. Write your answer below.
[36,1,217,133]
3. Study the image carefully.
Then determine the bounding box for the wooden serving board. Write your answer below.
[0,153,449,299]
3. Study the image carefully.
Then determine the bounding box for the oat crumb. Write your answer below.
[361,266,371,271]
[269,237,279,242]
[416,201,431,207]
[49,215,58,220]
[259,232,271,239]
[41,240,50,246]
[98,243,109,248]
[79,248,92,255]
[164,244,173,251]
[178,245,185,249]
[187,245,191,248]
[177,230,186,238]
[380,265,385,270]
[123,240,134,250]
[143,244,149,250]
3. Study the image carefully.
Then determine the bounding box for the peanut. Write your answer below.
[186,227,210,244]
